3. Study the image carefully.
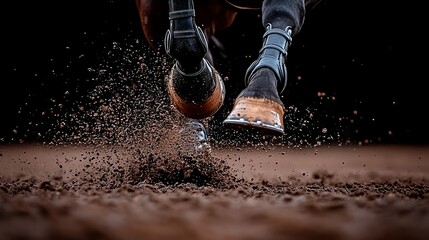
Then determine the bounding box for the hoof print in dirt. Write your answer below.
[127,152,236,188]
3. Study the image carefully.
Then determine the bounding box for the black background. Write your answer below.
[1,0,427,144]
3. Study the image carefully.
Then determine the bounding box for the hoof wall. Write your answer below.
[223,97,285,135]
[167,62,225,119]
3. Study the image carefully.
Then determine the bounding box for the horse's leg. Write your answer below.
[166,0,239,155]
[223,0,321,135]
[164,0,230,120]
[136,0,237,119]
[135,0,237,56]
[136,0,236,155]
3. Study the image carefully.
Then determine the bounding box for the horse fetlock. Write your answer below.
[245,24,293,93]
[165,26,208,69]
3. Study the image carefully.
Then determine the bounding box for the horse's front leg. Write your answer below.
[136,0,234,156]
[224,0,321,135]
[165,0,225,120]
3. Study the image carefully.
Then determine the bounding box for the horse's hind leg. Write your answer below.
[223,0,321,135]
[165,0,225,120]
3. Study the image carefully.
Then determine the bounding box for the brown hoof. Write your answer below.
[223,97,285,135]
[167,66,225,119]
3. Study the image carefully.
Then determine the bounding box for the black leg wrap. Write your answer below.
[164,0,208,73]
[245,24,292,93]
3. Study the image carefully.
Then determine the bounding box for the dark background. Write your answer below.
[1,0,427,144]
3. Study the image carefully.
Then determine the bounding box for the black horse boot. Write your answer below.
[223,24,292,135]
[165,0,225,120]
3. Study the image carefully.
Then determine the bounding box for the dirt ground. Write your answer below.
[1,45,428,239]
[1,142,428,240]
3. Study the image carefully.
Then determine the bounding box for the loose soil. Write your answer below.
[1,143,428,240]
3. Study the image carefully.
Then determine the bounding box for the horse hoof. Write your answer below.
[223,97,285,135]
[167,64,225,119]
[178,119,212,157]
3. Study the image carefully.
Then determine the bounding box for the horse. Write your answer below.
[135,0,321,152]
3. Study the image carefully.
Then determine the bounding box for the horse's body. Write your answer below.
[135,0,321,151]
